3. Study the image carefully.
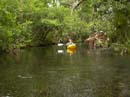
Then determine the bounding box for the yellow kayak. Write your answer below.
[67,44,76,50]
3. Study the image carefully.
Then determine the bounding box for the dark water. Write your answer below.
[0,44,130,97]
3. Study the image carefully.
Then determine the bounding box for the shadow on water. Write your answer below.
[0,44,130,97]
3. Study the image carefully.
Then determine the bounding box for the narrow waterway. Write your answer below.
[0,44,130,97]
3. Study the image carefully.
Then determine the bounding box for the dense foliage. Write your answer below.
[0,0,130,53]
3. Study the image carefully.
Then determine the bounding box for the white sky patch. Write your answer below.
[48,3,52,7]
[48,0,60,7]
[57,0,60,7]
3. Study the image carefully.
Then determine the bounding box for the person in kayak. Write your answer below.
[66,38,74,46]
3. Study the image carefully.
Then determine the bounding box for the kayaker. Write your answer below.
[66,38,76,55]
[85,31,98,49]
[57,38,64,46]
[66,38,74,46]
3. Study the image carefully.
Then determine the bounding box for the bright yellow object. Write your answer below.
[67,44,76,50]
[67,48,76,55]
[66,44,76,55]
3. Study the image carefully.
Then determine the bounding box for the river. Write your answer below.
[0,44,130,97]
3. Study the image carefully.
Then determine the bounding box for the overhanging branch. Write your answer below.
[71,0,84,14]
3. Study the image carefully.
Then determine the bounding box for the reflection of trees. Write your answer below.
[0,46,130,97]
[88,54,130,97]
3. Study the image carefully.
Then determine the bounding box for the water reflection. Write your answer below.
[67,49,76,56]
[0,45,130,97]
